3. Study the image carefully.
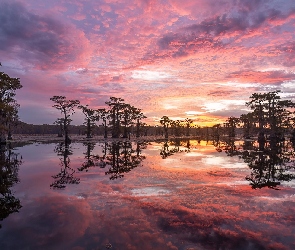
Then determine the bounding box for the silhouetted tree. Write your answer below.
[78,104,97,138]
[54,118,64,137]
[133,108,146,138]
[50,96,80,144]
[225,117,239,137]
[105,97,125,138]
[121,104,135,138]
[97,108,109,138]
[239,113,255,139]
[160,116,171,139]
[246,90,295,138]
[0,64,22,143]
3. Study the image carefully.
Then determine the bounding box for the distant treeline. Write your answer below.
[12,121,244,138]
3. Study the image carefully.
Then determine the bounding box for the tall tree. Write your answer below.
[0,64,22,143]
[239,113,255,139]
[121,104,135,138]
[246,92,266,131]
[50,96,80,144]
[160,116,171,139]
[97,108,109,138]
[78,105,97,138]
[132,107,146,138]
[105,97,125,138]
[225,117,239,137]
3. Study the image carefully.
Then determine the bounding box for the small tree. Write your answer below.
[50,96,80,144]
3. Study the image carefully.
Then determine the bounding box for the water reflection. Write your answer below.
[50,142,80,189]
[218,136,295,189]
[160,139,191,159]
[1,140,295,249]
[104,141,146,180]
[78,142,102,172]
[0,144,22,228]
[78,141,147,180]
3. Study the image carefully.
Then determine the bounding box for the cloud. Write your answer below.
[226,70,295,84]
[0,1,91,70]
[155,3,295,61]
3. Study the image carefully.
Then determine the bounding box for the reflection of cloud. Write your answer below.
[131,187,170,196]
[2,141,295,249]
[0,195,92,249]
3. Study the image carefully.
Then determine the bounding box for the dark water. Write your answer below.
[1,139,295,250]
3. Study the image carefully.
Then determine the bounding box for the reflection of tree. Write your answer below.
[218,137,241,157]
[160,139,191,159]
[105,141,146,180]
[218,137,295,189]
[0,144,22,228]
[51,143,80,189]
[77,141,147,180]
[77,142,101,172]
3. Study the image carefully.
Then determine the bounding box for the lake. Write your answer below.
[1,138,295,250]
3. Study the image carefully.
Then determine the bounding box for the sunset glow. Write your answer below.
[1,0,295,126]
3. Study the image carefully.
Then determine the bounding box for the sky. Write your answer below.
[1,0,295,126]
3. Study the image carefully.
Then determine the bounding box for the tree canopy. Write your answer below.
[0,64,22,143]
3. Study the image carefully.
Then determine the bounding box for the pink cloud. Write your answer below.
[0,2,92,70]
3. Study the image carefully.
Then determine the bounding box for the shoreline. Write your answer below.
[7,134,202,144]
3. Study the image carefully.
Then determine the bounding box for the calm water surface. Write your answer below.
[1,139,295,250]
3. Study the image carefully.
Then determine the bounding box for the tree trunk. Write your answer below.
[0,133,6,145]
[136,120,140,138]
[104,120,108,138]
[86,118,91,138]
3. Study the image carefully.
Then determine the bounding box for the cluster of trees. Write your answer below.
[158,116,195,138]
[157,90,295,141]
[224,91,295,140]
[50,96,146,143]
[0,63,22,144]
